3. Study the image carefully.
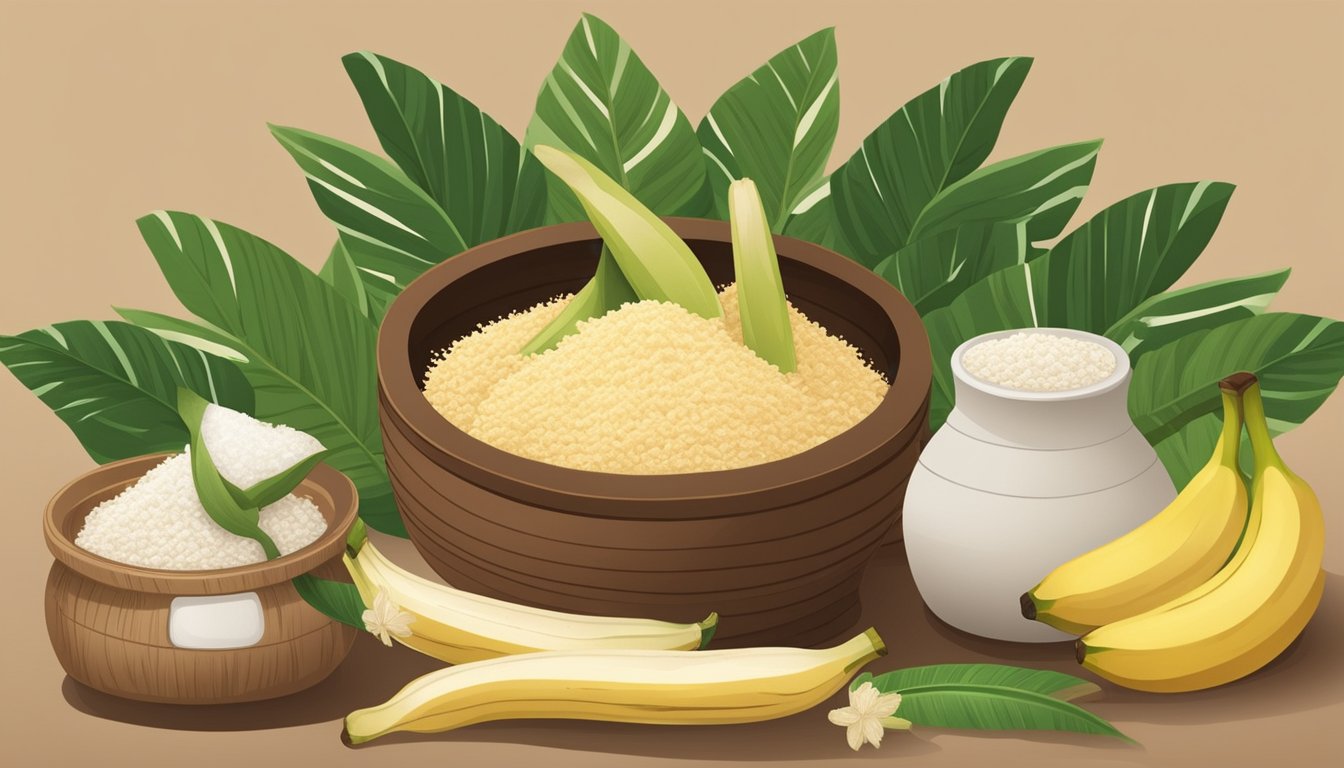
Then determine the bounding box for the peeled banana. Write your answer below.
[1077,374,1326,692]
[344,628,887,745]
[344,535,717,664]
[1021,376,1252,634]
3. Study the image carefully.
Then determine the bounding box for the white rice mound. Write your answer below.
[200,404,324,488]
[75,406,328,570]
[962,331,1117,392]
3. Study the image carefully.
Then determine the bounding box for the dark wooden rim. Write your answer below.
[43,453,359,594]
[377,217,932,516]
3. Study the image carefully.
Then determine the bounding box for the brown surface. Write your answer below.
[1,0,1341,765]
[37,537,1344,767]
[378,218,930,645]
[42,454,359,702]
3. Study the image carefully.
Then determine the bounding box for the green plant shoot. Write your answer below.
[530,145,722,320]
[729,179,796,372]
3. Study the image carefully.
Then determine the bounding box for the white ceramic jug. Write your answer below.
[902,328,1177,642]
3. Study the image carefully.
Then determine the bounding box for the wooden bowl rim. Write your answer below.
[43,452,359,594]
[377,217,932,510]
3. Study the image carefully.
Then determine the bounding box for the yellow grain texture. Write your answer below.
[423,285,887,474]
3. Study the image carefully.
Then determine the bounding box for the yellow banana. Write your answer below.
[344,628,886,745]
[1077,374,1326,692]
[344,538,717,664]
[1021,376,1251,634]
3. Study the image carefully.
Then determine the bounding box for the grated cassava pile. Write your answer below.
[423,284,888,474]
[75,405,328,570]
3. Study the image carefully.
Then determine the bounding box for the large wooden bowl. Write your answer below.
[378,218,931,647]
[43,454,359,704]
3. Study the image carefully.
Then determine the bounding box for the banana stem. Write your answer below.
[1241,382,1283,473]
[1214,388,1244,466]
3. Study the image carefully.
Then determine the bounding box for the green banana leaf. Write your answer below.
[856,664,1100,701]
[781,177,851,255]
[1108,268,1290,362]
[921,181,1235,430]
[830,57,1033,265]
[343,51,548,244]
[0,320,253,464]
[270,125,468,320]
[524,13,712,219]
[852,665,1127,741]
[873,221,1036,313]
[907,140,1099,248]
[128,211,404,536]
[318,239,371,318]
[698,28,839,230]
[520,13,707,349]
[1130,313,1344,447]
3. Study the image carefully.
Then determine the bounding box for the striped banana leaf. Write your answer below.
[128,211,403,536]
[921,181,1236,430]
[318,239,371,318]
[1131,313,1344,447]
[781,177,851,255]
[0,320,253,464]
[525,13,711,219]
[830,57,1033,266]
[1108,268,1290,361]
[905,140,1100,247]
[873,221,1036,314]
[520,13,709,349]
[698,28,839,230]
[270,125,467,320]
[343,51,548,244]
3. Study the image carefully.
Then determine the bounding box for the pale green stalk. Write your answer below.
[729,178,796,372]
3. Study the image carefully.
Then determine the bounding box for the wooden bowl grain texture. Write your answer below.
[378,218,932,647]
[42,454,360,704]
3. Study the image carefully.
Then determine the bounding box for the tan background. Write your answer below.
[2,0,1341,766]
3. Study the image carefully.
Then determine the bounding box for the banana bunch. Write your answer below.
[344,628,887,745]
[344,535,716,664]
[1021,377,1251,633]
[1024,372,1326,692]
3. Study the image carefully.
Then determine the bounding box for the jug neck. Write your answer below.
[945,331,1135,450]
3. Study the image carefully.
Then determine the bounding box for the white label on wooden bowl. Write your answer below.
[169,593,265,649]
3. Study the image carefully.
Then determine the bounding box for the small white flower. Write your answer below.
[828,681,903,751]
[362,589,414,646]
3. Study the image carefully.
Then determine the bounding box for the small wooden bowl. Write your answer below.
[378,218,932,647]
[43,453,359,704]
